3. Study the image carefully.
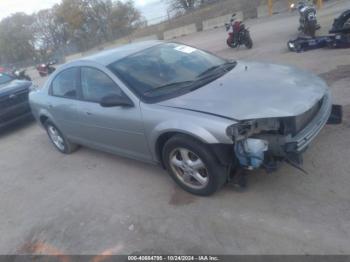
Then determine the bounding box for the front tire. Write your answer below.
[162,135,226,196]
[44,120,78,154]
[227,38,238,48]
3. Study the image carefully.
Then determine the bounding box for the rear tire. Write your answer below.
[44,120,78,154]
[244,35,253,49]
[162,135,227,196]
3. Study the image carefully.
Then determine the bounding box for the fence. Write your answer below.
[65,0,327,61]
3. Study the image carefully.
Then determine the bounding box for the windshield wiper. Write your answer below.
[143,80,194,96]
[197,61,237,78]
[197,65,222,78]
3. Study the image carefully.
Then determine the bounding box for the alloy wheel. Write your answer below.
[169,147,209,189]
[47,125,65,151]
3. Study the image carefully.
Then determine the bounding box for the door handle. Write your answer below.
[86,112,93,116]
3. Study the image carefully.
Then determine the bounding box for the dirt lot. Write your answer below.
[1,0,350,255]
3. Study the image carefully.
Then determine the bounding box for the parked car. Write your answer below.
[0,73,33,128]
[29,41,334,196]
[0,66,7,73]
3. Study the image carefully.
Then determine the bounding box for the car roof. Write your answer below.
[78,40,163,66]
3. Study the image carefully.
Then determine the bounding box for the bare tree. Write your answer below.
[84,0,113,42]
[108,0,142,38]
[32,7,68,51]
[168,0,197,13]
[0,0,144,63]
[0,13,35,64]
[167,0,218,14]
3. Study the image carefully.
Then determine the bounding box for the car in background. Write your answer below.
[29,41,333,196]
[0,66,6,73]
[0,72,33,129]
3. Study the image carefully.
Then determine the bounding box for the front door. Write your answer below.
[74,66,151,162]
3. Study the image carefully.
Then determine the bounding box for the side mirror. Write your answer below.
[100,94,134,108]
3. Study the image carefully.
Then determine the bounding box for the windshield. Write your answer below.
[108,43,234,102]
[0,73,13,85]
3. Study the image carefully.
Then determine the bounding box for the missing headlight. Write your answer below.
[234,138,269,169]
[226,121,256,141]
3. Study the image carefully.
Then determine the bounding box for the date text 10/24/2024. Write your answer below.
[127,255,220,261]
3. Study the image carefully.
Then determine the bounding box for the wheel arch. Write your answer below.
[155,131,205,168]
[154,130,234,169]
[39,114,49,126]
[37,109,57,128]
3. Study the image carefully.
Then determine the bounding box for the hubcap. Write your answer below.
[48,125,65,151]
[169,148,209,189]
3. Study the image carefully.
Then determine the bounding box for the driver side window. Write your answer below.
[81,67,122,103]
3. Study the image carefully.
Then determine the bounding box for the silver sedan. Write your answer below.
[29,41,333,196]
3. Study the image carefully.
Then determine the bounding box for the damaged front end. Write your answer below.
[226,91,341,172]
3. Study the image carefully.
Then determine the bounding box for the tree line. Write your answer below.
[0,0,220,65]
[167,0,220,15]
[0,0,144,65]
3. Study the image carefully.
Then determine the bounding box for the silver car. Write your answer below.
[29,41,333,196]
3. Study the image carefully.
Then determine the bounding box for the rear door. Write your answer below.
[48,67,81,140]
[74,66,151,161]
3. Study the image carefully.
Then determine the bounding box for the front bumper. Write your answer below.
[256,91,332,159]
[285,91,332,153]
[227,91,335,170]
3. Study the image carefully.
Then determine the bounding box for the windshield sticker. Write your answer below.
[174,45,197,54]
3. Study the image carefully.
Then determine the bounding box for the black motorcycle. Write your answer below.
[330,9,350,34]
[225,14,253,49]
[12,69,31,81]
[288,9,350,52]
[291,1,320,37]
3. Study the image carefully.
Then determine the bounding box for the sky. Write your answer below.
[0,0,167,23]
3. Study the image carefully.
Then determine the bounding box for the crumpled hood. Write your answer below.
[158,61,328,120]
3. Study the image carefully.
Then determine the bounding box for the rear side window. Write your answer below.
[81,67,122,103]
[51,68,79,98]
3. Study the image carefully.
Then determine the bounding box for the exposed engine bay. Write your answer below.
[226,95,342,173]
